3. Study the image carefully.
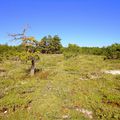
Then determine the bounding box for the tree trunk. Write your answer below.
[30,59,35,76]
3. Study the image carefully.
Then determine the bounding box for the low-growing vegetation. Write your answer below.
[0,53,120,120]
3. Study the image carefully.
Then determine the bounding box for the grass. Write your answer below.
[0,54,120,120]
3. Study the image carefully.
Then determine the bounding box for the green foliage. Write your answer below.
[104,43,120,59]
[81,47,104,55]
[0,44,23,61]
[39,35,62,54]
[63,44,105,59]
[18,51,40,64]
[63,44,80,59]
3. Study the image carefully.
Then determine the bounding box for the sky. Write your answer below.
[0,0,120,47]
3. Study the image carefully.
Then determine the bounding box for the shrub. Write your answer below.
[63,44,80,59]
[104,43,120,59]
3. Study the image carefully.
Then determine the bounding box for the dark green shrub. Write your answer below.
[104,43,120,59]
[39,35,62,54]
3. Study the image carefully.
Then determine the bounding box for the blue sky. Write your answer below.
[0,0,120,47]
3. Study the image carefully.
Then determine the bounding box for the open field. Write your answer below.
[0,54,120,120]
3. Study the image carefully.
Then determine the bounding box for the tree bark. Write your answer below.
[30,59,35,76]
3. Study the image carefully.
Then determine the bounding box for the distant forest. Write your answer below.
[0,35,120,62]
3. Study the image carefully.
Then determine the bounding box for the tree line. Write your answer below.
[63,43,120,59]
[0,37,120,61]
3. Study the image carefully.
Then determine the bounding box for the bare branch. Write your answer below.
[22,24,30,35]
[8,24,30,40]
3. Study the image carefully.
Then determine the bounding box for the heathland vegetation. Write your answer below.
[0,35,120,120]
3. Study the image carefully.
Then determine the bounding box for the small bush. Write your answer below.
[63,44,80,59]
[104,43,120,60]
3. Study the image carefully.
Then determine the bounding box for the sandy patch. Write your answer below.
[104,70,120,75]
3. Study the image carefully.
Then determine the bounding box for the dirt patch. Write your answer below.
[80,72,102,80]
[0,69,7,77]
[24,100,32,110]
[63,106,93,119]
[0,107,8,114]
[104,70,120,75]
[102,99,120,107]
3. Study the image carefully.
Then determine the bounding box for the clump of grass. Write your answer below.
[36,70,50,80]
